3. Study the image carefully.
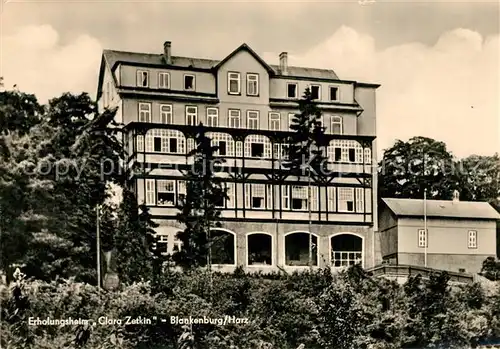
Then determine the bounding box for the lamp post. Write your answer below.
[96,204,101,289]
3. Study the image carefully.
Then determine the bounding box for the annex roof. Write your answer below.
[382,198,500,220]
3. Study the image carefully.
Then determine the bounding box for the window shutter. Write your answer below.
[245,184,251,208]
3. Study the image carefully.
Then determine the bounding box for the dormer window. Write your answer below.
[310,85,320,100]
[159,72,170,89]
[287,83,297,98]
[137,70,149,87]
[228,72,241,94]
[184,74,195,91]
[329,86,339,101]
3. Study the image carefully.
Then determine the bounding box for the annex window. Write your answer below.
[228,109,241,128]
[145,179,155,205]
[208,132,234,157]
[184,74,195,91]
[327,187,336,212]
[418,229,428,248]
[185,106,198,126]
[244,135,271,159]
[158,72,170,89]
[160,104,173,124]
[136,70,149,87]
[206,108,219,127]
[310,85,320,100]
[245,183,266,209]
[145,129,185,154]
[328,140,363,163]
[468,230,477,249]
[269,113,280,131]
[228,72,241,94]
[329,86,339,101]
[287,83,298,98]
[247,73,259,96]
[138,103,152,122]
[157,180,176,206]
[247,111,259,130]
[331,116,343,135]
[338,188,354,212]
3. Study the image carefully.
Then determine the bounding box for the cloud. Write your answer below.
[1,25,102,103]
[263,26,500,158]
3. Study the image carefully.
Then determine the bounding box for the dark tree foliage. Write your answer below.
[284,87,328,178]
[379,136,461,200]
[174,124,227,270]
[0,90,43,136]
[457,153,500,204]
[115,189,159,285]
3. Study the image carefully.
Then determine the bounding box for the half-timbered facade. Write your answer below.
[96,41,380,272]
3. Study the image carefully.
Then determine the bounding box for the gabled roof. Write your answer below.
[382,198,500,220]
[213,43,275,74]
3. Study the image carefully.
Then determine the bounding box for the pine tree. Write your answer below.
[284,87,327,268]
[174,124,227,270]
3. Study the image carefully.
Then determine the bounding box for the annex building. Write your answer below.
[96,41,380,272]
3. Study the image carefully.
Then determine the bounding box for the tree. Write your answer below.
[379,136,461,200]
[114,189,158,284]
[0,90,43,136]
[457,154,500,203]
[284,87,327,267]
[174,124,227,270]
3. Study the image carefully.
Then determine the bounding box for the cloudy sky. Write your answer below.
[1,0,499,157]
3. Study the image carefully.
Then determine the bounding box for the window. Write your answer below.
[468,230,477,249]
[269,113,280,131]
[184,74,195,90]
[136,70,149,87]
[185,106,197,126]
[160,104,173,124]
[228,72,241,94]
[247,73,259,96]
[247,111,259,130]
[158,72,170,89]
[328,187,336,212]
[331,116,343,135]
[145,179,155,205]
[157,180,176,206]
[418,229,428,248]
[291,186,308,211]
[138,103,152,122]
[226,183,235,208]
[228,109,241,128]
[328,140,363,163]
[245,135,271,158]
[310,85,320,100]
[215,184,226,208]
[287,83,298,98]
[282,185,290,209]
[206,108,219,127]
[145,129,185,153]
[338,188,354,212]
[245,184,265,209]
[177,181,187,204]
[355,188,364,212]
[288,113,295,130]
[266,184,273,210]
[329,86,339,101]
[208,132,234,157]
[364,148,372,164]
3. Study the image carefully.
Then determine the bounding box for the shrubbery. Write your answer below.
[2,266,500,349]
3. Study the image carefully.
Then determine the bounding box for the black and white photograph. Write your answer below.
[1,0,499,348]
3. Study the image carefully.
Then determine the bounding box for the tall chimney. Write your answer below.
[279,52,288,75]
[452,190,460,202]
[163,41,172,64]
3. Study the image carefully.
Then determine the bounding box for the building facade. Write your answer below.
[379,197,500,274]
[96,41,380,272]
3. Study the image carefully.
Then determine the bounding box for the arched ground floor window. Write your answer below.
[247,233,273,266]
[331,233,363,268]
[210,229,236,265]
[285,232,318,266]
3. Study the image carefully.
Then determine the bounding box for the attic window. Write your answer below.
[287,83,297,98]
[137,70,149,87]
[184,75,195,91]
[329,86,339,101]
[310,85,320,100]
